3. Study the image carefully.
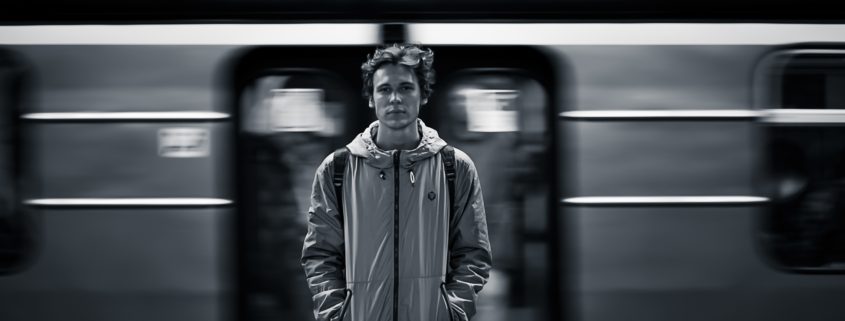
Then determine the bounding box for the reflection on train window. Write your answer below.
[430,69,550,319]
[763,51,845,271]
[239,70,362,320]
[438,70,546,139]
[0,53,30,275]
[461,88,520,132]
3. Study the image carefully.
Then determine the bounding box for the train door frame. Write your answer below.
[230,44,565,321]
[753,44,845,274]
[230,46,374,321]
[420,45,565,321]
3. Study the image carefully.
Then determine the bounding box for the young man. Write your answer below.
[301,44,492,321]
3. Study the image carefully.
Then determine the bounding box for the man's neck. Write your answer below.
[375,120,420,151]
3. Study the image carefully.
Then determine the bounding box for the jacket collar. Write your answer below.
[346,119,447,169]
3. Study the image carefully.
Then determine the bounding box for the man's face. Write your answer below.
[370,64,425,130]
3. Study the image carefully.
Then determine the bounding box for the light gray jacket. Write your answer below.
[301,120,492,321]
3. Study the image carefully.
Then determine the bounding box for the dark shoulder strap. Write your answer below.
[441,145,456,221]
[332,147,349,216]
[442,145,457,269]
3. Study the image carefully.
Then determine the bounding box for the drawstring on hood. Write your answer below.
[346,119,448,171]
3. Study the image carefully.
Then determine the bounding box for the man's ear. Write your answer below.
[421,98,428,106]
[368,99,374,108]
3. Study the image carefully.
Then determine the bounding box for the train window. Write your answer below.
[435,69,547,139]
[461,88,520,132]
[0,52,30,275]
[758,50,845,272]
[779,54,845,109]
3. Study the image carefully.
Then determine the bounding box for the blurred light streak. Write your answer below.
[560,109,763,120]
[560,109,845,124]
[409,23,845,45]
[562,196,769,206]
[22,111,230,121]
[0,24,380,45]
[763,109,845,124]
[24,198,233,207]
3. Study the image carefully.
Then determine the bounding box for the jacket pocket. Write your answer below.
[440,283,455,321]
[331,289,352,321]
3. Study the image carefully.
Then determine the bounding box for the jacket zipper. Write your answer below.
[393,150,400,321]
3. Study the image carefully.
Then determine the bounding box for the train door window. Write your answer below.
[237,66,364,321]
[0,52,30,275]
[427,66,552,320]
[758,49,845,272]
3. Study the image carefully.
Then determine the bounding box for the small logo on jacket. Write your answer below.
[428,191,436,200]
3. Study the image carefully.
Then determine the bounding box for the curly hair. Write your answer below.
[361,43,435,103]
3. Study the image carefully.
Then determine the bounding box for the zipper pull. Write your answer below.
[409,169,415,186]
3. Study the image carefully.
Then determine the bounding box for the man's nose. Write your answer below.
[389,91,402,103]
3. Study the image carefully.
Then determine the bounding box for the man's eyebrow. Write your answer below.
[375,80,414,87]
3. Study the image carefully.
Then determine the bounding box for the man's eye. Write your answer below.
[377,87,390,93]
[401,86,414,91]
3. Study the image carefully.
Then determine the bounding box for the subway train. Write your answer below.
[2,8,845,321]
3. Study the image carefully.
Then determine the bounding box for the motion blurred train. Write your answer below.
[1,2,845,321]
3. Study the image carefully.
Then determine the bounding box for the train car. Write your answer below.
[1,3,845,321]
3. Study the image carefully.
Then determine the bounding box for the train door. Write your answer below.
[419,46,560,321]
[758,48,845,271]
[0,50,29,276]
[233,47,372,321]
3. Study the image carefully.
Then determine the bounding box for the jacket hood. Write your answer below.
[347,119,447,169]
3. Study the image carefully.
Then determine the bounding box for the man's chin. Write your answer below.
[379,118,415,130]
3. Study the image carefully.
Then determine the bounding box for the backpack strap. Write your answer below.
[441,145,457,226]
[332,147,349,217]
[441,145,457,277]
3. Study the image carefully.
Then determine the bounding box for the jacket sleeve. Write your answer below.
[301,155,347,321]
[445,150,493,321]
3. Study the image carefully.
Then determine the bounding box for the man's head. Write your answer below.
[361,44,435,130]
